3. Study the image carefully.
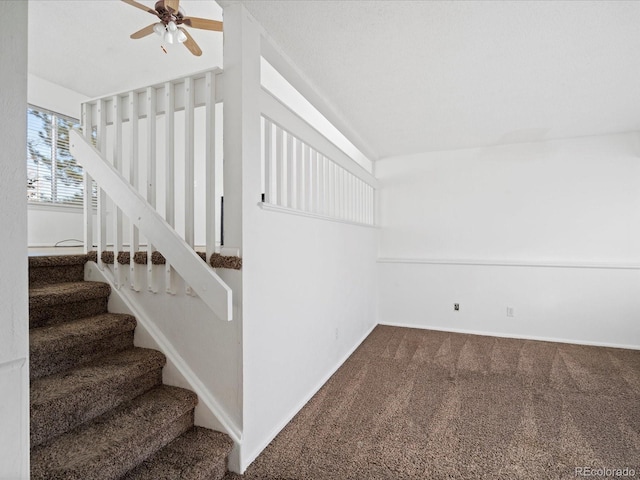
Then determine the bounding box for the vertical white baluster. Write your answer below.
[184,77,195,250]
[369,185,374,225]
[350,174,355,222]
[205,71,217,262]
[112,95,123,288]
[358,179,364,223]
[340,168,346,220]
[128,91,140,291]
[302,143,313,212]
[146,86,157,292]
[82,103,94,254]
[313,150,321,213]
[327,161,334,218]
[371,186,376,226]
[275,125,284,206]
[295,138,303,211]
[353,176,360,222]
[165,81,175,294]
[286,132,294,208]
[184,77,195,296]
[346,173,351,222]
[96,99,107,270]
[315,154,322,215]
[264,118,272,203]
[360,181,368,223]
[316,152,323,214]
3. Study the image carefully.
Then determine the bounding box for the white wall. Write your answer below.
[0,2,29,478]
[242,209,378,469]
[377,132,640,348]
[86,262,242,441]
[27,74,89,247]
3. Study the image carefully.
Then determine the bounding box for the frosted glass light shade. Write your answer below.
[153,23,165,36]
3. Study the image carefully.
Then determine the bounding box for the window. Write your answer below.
[27,106,83,207]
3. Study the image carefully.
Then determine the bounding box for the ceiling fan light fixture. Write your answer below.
[153,22,165,36]
[167,21,178,33]
[164,30,175,44]
[176,29,187,43]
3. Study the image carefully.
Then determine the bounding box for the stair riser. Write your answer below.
[31,410,195,480]
[30,331,135,380]
[30,264,85,287]
[107,411,195,480]
[122,427,234,480]
[31,369,163,448]
[30,297,108,328]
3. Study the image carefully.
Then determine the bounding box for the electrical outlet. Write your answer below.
[506,307,514,318]
[454,303,460,311]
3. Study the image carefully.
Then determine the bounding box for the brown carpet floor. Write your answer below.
[231,325,640,480]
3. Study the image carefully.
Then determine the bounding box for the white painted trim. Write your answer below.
[258,201,378,229]
[84,67,224,107]
[85,262,243,444]
[220,247,241,257]
[378,321,640,351]
[70,130,233,321]
[258,28,378,163]
[377,257,640,270]
[28,202,83,213]
[0,358,26,371]
[240,322,377,472]
[260,89,377,187]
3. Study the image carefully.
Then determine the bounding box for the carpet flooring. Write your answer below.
[231,326,640,480]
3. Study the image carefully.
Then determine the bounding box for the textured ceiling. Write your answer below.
[28,0,223,98]
[29,1,640,159]
[240,0,640,158]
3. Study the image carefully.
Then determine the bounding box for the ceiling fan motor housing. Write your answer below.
[154,0,185,25]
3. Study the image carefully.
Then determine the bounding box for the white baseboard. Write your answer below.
[378,321,640,351]
[240,322,377,473]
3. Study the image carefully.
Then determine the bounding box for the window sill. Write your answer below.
[28,202,83,213]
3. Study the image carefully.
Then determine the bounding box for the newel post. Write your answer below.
[219,1,263,473]
[221,2,262,256]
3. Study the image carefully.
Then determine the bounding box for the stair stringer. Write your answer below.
[84,262,243,452]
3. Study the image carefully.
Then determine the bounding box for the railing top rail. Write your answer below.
[83,67,223,105]
[261,88,378,188]
[70,129,233,322]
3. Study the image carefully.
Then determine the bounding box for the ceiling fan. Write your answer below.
[122,0,223,56]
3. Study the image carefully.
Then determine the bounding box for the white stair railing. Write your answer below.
[260,89,377,226]
[70,129,232,321]
[75,68,231,321]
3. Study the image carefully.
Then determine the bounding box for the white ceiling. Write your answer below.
[240,0,640,158]
[28,0,223,98]
[29,1,640,159]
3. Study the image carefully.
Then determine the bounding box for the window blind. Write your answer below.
[27,105,84,207]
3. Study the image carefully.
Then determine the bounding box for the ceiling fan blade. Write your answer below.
[121,0,157,15]
[130,23,157,39]
[182,17,223,32]
[164,0,180,14]
[179,27,202,56]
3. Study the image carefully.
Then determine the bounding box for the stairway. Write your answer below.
[29,254,233,480]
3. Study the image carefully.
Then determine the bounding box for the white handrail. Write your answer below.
[70,129,233,322]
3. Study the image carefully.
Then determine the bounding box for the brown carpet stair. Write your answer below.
[29,254,233,479]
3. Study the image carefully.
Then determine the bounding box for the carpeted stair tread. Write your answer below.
[29,281,111,308]
[30,313,137,379]
[31,385,198,480]
[122,426,234,480]
[30,281,111,328]
[29,254,89,268]
[31,348,166,447]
